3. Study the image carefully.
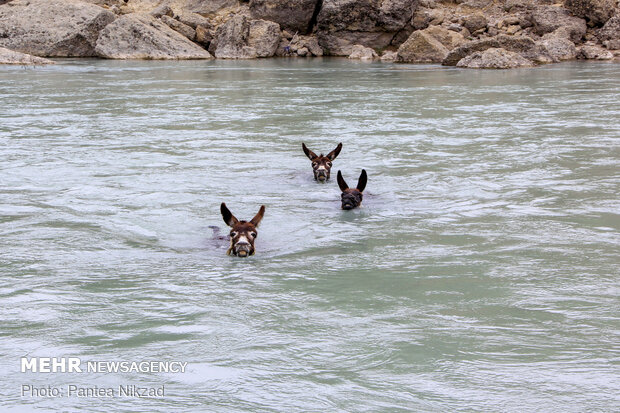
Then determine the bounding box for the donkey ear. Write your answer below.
[337,170,349,192]
[250,205,266,227]
[357,169,367,192]
[302,143,317,160]
[327,142,342,161]
[220,202,239,227]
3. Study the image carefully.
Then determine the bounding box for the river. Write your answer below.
[1,58,619,411]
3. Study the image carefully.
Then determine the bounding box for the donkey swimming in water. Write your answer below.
[220,202,265,257]
[302,142,342,182]
[337,169,367,210]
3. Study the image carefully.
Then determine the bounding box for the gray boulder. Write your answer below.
[0,0,116,57]
[95,13,212,59]
[423,25,466,50]
[456,47,535,68]
[603,39,620,50]
[397,30,449,63]
[462,13,488,34]
[578,44,614,59]
[380,50,398,61]
[443,34,552,66]
[316,0,420,55]
[528,5,587,42]
[248,19,281,57]
[300,36,324,56]
[539,32,577,61]
[564,0,616,26]
[0,46,55,64]
[150,4,173,18]
[212,15,255,59]
[161,15,196,41]
[249,0,318,33]
[175,12,213,30]
[348,44,379,60]
[598,15,620,43]
[213,15,280,59]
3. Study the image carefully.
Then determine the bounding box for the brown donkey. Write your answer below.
[220,203,265,257]
[302,142,343,182]
[337,169,367,210]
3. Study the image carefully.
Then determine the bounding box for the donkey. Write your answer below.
[302,142,342,182]
[337,169,367,210]
[220,202,265,257]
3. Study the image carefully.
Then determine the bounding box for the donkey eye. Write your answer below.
[230,231,238,237]
[312,162,317,167]
[251,232,257,238]
[326,162,332,167]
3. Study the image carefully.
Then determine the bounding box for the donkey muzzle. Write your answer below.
[234,241,252,257]
[341,192,362,210]
[316,168,328,181]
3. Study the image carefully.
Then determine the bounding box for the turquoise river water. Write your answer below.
[1,59,619,411]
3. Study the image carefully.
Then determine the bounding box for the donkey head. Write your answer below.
[302,142,342,182]
[337,169,367,210]
[220,202,265,257]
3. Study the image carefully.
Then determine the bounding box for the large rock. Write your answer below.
[316,0,420,55]
[598,15,620,43]
[528,5,587,42]
[381,50,398,61]
[212,15,279,58]
[412,8,442,30]
[577,44,614,59]
[95,13,212,59]
[423,26,466,50]
[397,30,449,63]
[247,19,281,57]
[249,0,318,33]
[161,15,196,41]
[461,13,488,34]
[564,0,616,26]
[299,36,323,56]
[443,34,552,66]
[348,44,378,60]
[175,12,213,30]
[0,46,55,64]
[0,0,116,57]
[602,39,620,50]
[539,31,577,61]
[212,15,255,59]
[150,4,174,18]
[456,47,535,68]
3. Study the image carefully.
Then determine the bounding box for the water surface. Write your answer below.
[1,59,619,411]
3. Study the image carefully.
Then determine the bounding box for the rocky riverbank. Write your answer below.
[0,0,618,68]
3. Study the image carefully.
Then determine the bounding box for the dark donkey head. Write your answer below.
[337,169,367,210]
[220,203,265,257]
[302,142,342,182]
